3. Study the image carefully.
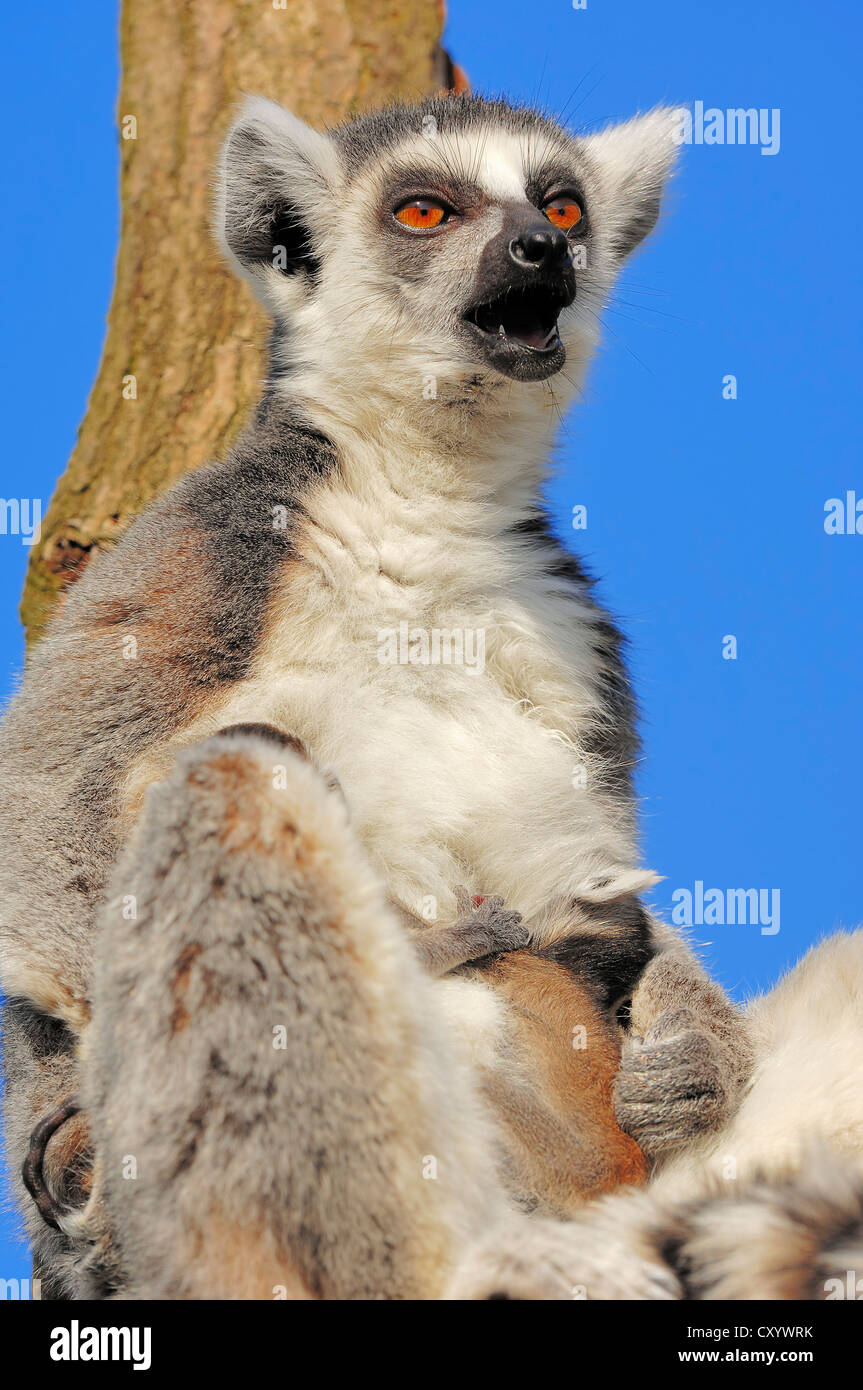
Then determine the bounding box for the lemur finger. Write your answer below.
[644,1005,699,1044]
[453,885,473,917]
[619,1026,718,1082]
[475,901,526,949]
[477,895,505,916]
[614,1029,726,1155]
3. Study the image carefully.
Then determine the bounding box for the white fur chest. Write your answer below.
[225,476,640,922]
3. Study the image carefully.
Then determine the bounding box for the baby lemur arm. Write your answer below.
[392,888,528,977]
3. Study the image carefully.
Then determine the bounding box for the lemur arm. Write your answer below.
[613,921,755,1162]
[392,888,528,978]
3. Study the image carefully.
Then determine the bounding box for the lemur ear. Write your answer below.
[579,107,681,259]
[216,96,340,288]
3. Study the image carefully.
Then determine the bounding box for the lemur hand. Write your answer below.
[406,889,527,978]
[613,931,754,1161]
[614,1008,735,1158]
[452,886,528,957]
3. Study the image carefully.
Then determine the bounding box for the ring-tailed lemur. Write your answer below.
[2,92,855,1299]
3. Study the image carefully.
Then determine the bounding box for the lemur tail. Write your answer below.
[84,728,501,1299]
[661,1149,863,1300]
[560,1145,863,1301]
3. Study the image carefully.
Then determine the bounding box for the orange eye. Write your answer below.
[544,196,583,231]
[394,199,448,230]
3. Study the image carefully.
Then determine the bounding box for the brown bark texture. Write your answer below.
[22,0,462,644]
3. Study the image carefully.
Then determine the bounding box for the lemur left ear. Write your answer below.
[579,107,681,259]
[216,96,341,293]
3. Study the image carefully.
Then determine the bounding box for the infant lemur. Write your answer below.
[0,94,855,1300]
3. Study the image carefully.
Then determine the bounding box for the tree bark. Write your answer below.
[22,0,464,644]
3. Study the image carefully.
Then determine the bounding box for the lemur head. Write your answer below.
[218,94,677,442]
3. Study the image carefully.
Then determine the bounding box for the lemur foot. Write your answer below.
[614,1007,729,1159]
[447,1215,680,1301]
[452,886,528,958]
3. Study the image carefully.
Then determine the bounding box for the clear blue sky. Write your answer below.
[1,0,861,1283]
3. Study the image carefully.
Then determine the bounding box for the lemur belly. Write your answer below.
[227,491,639,919]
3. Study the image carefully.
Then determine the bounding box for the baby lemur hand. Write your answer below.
[404,887,528,978]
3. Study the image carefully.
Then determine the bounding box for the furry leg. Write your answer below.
[84,729,503,1299]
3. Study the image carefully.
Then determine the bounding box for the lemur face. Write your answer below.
[368,129,581,383]
[218,95,677,400]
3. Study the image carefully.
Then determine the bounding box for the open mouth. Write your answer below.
[466,284,571,350]
[463,283,573,380]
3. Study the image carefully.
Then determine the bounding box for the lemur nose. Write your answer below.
[508,227,571,269]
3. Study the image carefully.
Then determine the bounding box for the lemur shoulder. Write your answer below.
[0,93,758,1296]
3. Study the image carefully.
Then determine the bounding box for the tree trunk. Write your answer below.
[22,0,464,644]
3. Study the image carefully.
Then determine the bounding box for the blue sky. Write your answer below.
[1,0,861,1283]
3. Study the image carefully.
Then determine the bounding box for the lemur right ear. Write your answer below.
[216,96,340,290]
[579,107,680,260]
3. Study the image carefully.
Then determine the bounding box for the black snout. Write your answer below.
[509,225,571,271]
[463,205,577,381]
